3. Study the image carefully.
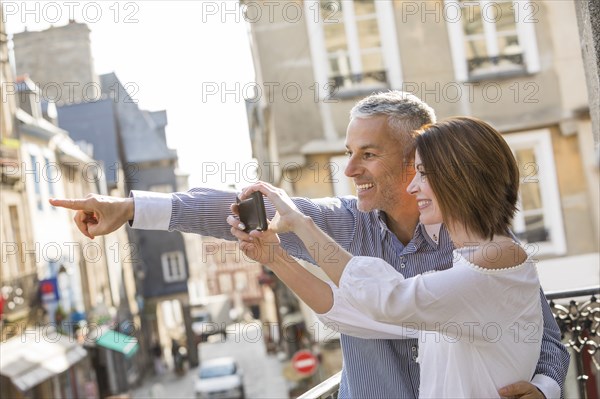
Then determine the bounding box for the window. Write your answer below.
[322,0,384,89]
[233,272,248,291]
[218,273,233,294]
[503,130,566,256]
[329,155,353,196]
[305,0,402,95]
[446,0,540,81]
[43,157,56,210]
[161,251,186,283]
[3,205,24,279]
[29,154,43,210]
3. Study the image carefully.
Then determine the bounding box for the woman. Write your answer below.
[230,116,542,398]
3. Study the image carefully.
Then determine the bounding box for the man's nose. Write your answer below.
[344,157,360,177]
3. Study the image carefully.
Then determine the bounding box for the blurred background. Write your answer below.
[1,1,598,398]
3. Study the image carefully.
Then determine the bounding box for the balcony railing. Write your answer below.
[547,286,599,399]
[328,70,388,94]
[1,272,39,323]
[298,371,341,399]
[467,53,524,73]
[300,287,600,399]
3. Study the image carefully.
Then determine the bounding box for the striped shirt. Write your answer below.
[133,188,569,398]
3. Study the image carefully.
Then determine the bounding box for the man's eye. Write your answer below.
[363,153,375,159]
[344,151,352,157]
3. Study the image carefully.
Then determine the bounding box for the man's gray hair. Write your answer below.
[350,91,436,133]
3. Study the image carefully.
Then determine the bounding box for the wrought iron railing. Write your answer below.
[467,53,524,73]
[300,287,600,399]
[0,272,39,323]
[547,286,599,399]
[328,70,387,94]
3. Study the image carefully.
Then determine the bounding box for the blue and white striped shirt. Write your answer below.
[133,188,569,398]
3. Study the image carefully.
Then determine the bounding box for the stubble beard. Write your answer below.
[356,181,402,215]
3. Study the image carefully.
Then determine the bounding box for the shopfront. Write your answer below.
[0,327,98,398]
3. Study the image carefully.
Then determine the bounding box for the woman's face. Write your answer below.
[406,151,443,225]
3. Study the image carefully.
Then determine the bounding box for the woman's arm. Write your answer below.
[230,217,421,339]
[235,182,354,285]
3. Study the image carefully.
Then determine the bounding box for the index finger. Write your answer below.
[49,198,89,211]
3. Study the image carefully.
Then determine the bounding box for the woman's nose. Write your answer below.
[407,175,419,194]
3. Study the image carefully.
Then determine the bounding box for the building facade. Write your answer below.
[0,9,38,336]
[247,0,598,276]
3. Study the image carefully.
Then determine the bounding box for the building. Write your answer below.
[57,71,199,369]
[10,22,148,395]
[0,7,38,336]
[245,0,599,393]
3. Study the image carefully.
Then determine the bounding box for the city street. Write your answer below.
[131,322,290,398]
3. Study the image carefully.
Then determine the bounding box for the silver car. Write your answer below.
[195,357,244,399]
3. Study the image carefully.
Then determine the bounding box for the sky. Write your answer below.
[4,0,257,189]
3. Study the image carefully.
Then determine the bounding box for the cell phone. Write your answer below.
[236,191,268,233]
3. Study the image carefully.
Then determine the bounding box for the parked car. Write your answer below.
[195,357,244,399]
[191,295,232,342]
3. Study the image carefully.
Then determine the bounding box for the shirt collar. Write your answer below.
[375,209,389,233]
[422,223,442,247]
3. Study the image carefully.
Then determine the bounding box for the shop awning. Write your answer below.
[0,327,87,392]
[96,330,139,358]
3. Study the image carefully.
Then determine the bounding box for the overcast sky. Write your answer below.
[4,1,257,189]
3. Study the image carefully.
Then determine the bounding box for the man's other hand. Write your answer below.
[499,381,545,399]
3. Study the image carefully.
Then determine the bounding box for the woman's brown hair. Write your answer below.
[416,116,520,239]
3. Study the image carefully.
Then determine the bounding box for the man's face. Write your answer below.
[344,116,416,216]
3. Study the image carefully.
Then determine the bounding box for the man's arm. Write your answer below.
[133,188,358,264]
[528,290,569,398]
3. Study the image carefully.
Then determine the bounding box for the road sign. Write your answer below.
[291,350,319,376]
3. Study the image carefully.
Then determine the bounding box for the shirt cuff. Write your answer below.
[531,374,561,399]
[129,190,172,230]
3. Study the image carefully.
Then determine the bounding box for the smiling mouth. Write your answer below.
[356,183,375,192]
[417,200,432,208]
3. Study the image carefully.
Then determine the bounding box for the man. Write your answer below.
[51,91,568,398]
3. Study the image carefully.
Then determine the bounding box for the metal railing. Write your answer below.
[467,53,524,72]
[297,371,341,399]
[328,70,387,93]
[0,272,39,322]
[300,287,600,399]
[547,286,599,399]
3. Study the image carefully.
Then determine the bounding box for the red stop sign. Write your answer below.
[292,350,319,375]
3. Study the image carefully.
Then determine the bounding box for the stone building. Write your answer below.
[0,4,38,338]
[12,21,100,104]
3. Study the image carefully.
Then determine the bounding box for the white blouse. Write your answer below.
[328,248,543,398]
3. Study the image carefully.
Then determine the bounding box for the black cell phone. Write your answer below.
[236,191,268,233]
